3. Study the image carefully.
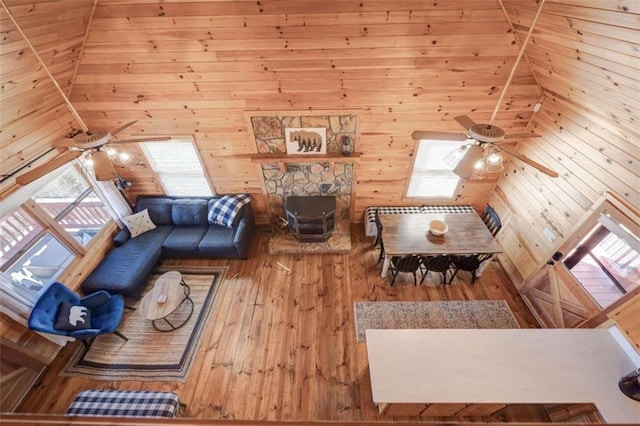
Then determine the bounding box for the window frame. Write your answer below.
[0,165,114,306]
[140,137,214,197]
[404,139,466,200]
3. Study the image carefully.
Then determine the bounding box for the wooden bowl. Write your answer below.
[429,220,448,236]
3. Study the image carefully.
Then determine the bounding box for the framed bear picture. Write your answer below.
[285,127,327,155]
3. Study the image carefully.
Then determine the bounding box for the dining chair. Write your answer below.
[419,255,453,285]
[448,254,493,284]
[481,204,502,236]
[373,208,385,264]
[389,255,423,286]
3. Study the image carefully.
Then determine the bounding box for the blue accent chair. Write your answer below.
[28,282,128,350]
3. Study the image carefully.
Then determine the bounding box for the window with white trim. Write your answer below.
[141,139,213,197]
[406,140,465,198]
[0,167,110,305]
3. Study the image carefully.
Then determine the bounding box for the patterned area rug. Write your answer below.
[62,267,225,382]
[354,300,519,342]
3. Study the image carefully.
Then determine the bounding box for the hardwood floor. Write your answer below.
[19,226,545,422]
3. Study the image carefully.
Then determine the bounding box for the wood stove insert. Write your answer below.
[285,196,336,242]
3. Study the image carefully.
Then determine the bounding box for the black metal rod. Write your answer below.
[0,148,57,183]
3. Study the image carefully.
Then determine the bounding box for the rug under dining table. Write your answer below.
[354,300,520,342]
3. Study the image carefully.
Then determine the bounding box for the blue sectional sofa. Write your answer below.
[81,195,255,299]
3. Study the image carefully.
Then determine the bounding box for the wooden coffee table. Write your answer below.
[139,271,194,332]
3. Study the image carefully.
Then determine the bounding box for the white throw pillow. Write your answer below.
[122,209,156,238]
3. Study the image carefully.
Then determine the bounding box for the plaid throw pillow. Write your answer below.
[208,194,251,228]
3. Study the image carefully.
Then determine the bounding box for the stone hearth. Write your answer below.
[269,221,351,254]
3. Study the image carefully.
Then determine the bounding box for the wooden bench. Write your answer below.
[66,390,182,418]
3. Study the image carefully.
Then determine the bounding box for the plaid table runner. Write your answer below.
[364,205,475,236]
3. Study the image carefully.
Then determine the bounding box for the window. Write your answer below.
[0,167,110,304]
[406,140,465,198]
[564,213,640,309]
[33,167,111,247]
[141,139,213,196]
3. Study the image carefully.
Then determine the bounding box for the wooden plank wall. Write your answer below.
[60,0,543,222]
[493,0,640,287]
[0,0,93,195]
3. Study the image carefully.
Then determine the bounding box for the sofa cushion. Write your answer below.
[162,226,208,252]
[198,225,237,256]
[122,209,156,238]
[113,228,131,246]
[172,199,208,226]
[136,198,174,225]
[208,194,251,228]
[82,226,172,298]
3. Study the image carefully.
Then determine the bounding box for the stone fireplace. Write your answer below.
[249,112,357,252]
[262,161,352,229]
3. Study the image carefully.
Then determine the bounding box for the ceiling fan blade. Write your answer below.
[108,136,172,145]
[55,137,78,148]
[92,150,118,181]
[15,151,82,185]
[495,145,559,178]
[503,133,541,140]
[411,131,468,141]
[453,144,484,179]
[111,120,138,136]
[454,115,477,131]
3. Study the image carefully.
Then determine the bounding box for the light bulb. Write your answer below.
[474,160,484,169]
[119,152,131,162]
[487,152,502,164]
[106,148,117,158]
[85,159,94,167]
[444,144,469,167]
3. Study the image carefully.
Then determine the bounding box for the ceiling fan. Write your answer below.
[411,116,559,179]
[15,121,170,185]
[3,3,170,186]
[410,0,557,179]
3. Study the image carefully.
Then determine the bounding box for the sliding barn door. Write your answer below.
[521,193,640,329]
[521,263,600,328]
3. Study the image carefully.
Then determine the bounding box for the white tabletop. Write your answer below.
[366,328,640,424]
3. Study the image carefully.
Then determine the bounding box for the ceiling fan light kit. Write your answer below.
[485,150,505,173]
[413,114,558,179]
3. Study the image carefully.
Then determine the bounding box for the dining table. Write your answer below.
[378,211,503,277]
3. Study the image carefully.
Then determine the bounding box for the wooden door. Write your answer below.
[521,263,600,328]
[521,192,640,329]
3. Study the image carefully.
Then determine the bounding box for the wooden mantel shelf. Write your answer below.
[241,152,361,163]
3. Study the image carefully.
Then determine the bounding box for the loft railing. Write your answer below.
[591,233,640,293]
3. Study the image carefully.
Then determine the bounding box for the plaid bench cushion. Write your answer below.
[66,390,180,418]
